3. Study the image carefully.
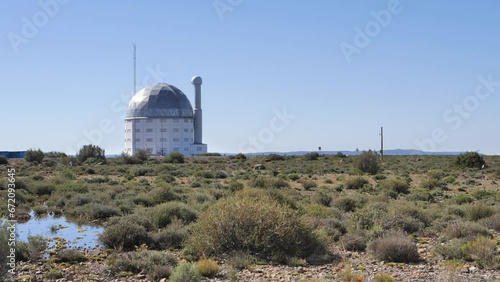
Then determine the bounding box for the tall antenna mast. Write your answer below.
[132,43,136,94]
[380,126,384,159]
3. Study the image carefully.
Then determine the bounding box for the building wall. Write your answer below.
[125,117,198,156]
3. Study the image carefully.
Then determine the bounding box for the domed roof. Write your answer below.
[126,83,193,118]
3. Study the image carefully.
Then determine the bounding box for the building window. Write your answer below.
[184,148,189,152]
[135,120,140,123]
[184,138,189,142]
[146,129,153,133]
[173,119,179,123]
[146,148,153,153]
[159,128,165,132]
[160,138,167,142]
[146,119,153,123]
[127,129,131,132]
[146,138,153,142]
[135,138,140,142]
[184,128,188,132]
[197,147,202,152]
[135,129,140,132]
[184,119,189,123]
[160,119,166,123]
[127,139,131,142]
[173,138,179,142]
[173,128,179,132]
[173,147,180,152]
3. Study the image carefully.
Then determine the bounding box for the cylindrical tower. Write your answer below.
[192,76,203,144]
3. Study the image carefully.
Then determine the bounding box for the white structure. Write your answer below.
[125,76,207,156]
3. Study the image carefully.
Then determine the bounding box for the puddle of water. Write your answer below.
[15,211,103,249]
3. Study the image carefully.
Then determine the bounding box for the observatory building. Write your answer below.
[124,76,207,156]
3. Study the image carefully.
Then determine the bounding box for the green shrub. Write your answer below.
[324,178,333,184]
[472,190,496,200]
[165,152,185,164]
[107,213,155,232]
[373,174,387,180]
[356,150,380,174]
[232,153,246,160]
[368,231,420,263]
[344,176,369,190]
[312,191,331,207]
[433,239,466,260]
[18,235,48,261]
[249,177,289,189]
[153,202,197,228]
[462,236,499,269]
[149,186,180,203]
[288,173,300,181]
[420,178,446,190]
[120,152,142,164]
[0,155,8,165]
[266,154,285,161]
[74,202,121,220]
[226,251,256,270]
[465,204,494,221]
[76,144,105,163]
[185,189,320,261]
[25,148,45,163]
[443,175,456,184]
[378,178,409,198]
[99,222,152,251]
[56,249,88,263]
[444,221,490,239]
[152,219,188,250]
[301,179,317,190]
[482,213,500,232]
[110,250,177,279]
[170,263,201,282]
[134,149,151,161]
[196,259,219,277]
[453,194,474,205]
[304,152,320,161]
[340,233,367,251]
[455,151,485,169]
[32,184,55,195]
[33,205,48,215]
[135,167,155,176]
[334,196,358,212]
[228,180,244,192]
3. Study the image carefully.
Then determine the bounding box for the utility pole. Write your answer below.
[132,43,136,94]
[380,126,384,159]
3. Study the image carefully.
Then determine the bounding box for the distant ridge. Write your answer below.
[220,149,465,156]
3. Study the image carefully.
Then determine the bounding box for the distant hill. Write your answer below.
[221,149,465,156]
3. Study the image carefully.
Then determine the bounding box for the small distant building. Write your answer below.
[0,151,26,159]
[124,76,207,156]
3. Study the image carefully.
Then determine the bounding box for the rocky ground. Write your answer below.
[12,243,499,282]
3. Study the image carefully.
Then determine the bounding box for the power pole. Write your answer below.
[132,43,136,94]
[380,126,384,159]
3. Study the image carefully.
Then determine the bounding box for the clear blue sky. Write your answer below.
[1,0,499,155]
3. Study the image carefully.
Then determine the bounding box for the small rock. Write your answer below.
[469,266,478,272]
[460,266,469,273]
[392,272,398,278]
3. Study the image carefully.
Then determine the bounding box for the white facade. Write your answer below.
[125,117,206,156]
[125,81,208,156]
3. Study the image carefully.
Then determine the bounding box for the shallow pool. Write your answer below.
[15,211,103,249]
